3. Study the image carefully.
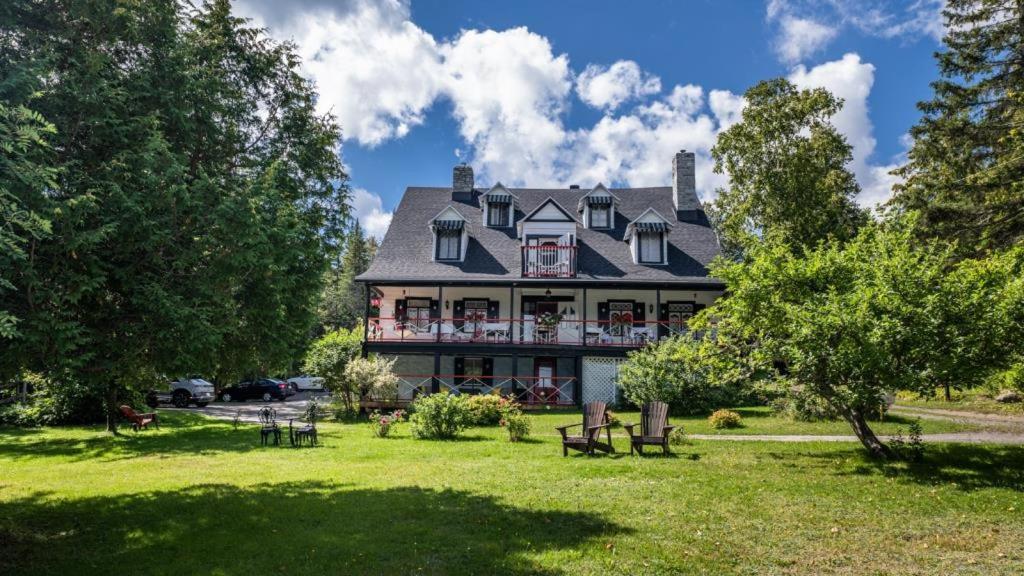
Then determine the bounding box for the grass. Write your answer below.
[897,388,1024,417]
[1,410,1022,575]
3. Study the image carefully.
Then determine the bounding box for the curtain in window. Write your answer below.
[639,232,662,263]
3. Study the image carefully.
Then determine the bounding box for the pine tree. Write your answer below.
[318,222,373,330]
[892,0,1024,254]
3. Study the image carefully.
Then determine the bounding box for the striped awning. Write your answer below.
[634,222,669,232]
[586,195,614,206]
[485,194,512,204]
[432,219,465,232]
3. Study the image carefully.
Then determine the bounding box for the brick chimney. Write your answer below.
[453,163,474,201]
[672,150,698,211]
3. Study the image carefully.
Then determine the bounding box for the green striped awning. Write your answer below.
[634,222,669,232]
[586,195,613,206]
[432,220,465,232]
[485,194,512,204]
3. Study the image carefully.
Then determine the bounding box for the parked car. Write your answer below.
[287,374,325,391]
[146,377,216,408]
[219,378,295,403]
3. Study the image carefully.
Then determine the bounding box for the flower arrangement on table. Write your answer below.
[536,312,563,329]
[369,409,407,438]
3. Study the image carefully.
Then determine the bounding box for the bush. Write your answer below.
[303,327,363,410]
[345,356,399,404]
[409,393,471,439]
[769,387,839,422]
[668,426,688,446]
[368,409,406,438]
[501,411,531,442]
[889,419,925,462]
[0,373,145,426]
[708,409,742,429]
[618,336,741,415]
[466,394,505,426]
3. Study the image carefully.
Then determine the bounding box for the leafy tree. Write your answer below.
[695,222,1024,457]
[0,102,56,339]
[0,0,348,430]
[302,327,363,411]
[710,78,867,255]
[618,336,742,415]
[892,0,1024,254]
[318,222,372,331]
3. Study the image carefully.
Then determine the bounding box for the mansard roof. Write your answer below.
[357,185,722,285]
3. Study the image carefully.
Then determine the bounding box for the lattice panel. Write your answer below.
[582,356,625,406]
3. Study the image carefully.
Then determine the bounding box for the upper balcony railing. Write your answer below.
[521,245,577,278]
[367,316,696,347]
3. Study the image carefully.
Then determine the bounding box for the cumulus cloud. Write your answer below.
[234,0,444,147]
[789,53,900,207]
[576,60,662,111]
[773,16,838,64]
[350,188,394,240]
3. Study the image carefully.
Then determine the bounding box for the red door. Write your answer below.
[534,358,558,405]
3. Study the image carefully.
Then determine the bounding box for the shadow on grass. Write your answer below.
[766,443,1024,492]
[0,481,627,576]
[0,412,285,461]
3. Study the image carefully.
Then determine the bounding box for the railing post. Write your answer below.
[574,355,583,406]
[432,353,441,394]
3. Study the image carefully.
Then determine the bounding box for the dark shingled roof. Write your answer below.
[357,186,723,285]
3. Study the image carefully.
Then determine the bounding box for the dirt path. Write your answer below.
[890,404,1024,428]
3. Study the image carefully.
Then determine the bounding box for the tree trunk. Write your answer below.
[842,407,891,458]
[943,382,951,402]
[105,380,120,434]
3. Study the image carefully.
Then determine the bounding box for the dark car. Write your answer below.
[218,378,294,403]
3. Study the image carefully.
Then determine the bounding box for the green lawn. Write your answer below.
[897,388,1024,416]
[1,411,1022,575]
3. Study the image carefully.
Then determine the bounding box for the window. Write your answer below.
[667,302,694,335]
[464,299,488,333]
[436,231,461,260]
[463,357,484,378]
[487,202,509,227]
[608,301,633,337]
[406,298,432,331]
[638,231,663,263]
[589,205,610,228]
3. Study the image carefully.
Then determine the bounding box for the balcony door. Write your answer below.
[533,358,559,404]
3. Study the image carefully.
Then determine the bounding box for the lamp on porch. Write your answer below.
[545,288,552,297]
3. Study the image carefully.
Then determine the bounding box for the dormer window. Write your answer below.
[435,225,462,260]
[589,204,610,228]
[625,209,671,265]
[431,207,467,262]
[579,184,617,230]
[487,200,510,227]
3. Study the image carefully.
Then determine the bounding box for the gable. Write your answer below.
[524,198,575,222]
[432,206,466,222]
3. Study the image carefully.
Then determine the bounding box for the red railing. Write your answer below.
[383,374,577,407]
[521,245,577,278]
[366,317,694,347]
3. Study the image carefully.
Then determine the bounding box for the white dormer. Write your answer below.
[480,183,517,228]
[517,197,577,244]
[430,206,469,262]
[576,183,618,229]
[624,208,672,265]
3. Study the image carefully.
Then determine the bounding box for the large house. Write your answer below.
[355,150,724,408]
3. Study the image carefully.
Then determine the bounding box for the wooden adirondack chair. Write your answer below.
[623,401,674,455]
[555,401,615,456]
[120,405,158,432]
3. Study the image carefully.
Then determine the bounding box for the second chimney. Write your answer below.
[453,163,474,201]
[672,150,698,211]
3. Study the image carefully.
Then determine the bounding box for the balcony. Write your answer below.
[366,316,694,347]
[521,245,577,278]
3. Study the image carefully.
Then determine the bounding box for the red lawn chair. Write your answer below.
[120,405,159,432]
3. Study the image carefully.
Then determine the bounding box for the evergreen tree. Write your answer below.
[318,222,373,330]
[710,78,867,256]
[892,0,1024,254]
[0,0,349,430]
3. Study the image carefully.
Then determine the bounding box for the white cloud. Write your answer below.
[575,60,661,111]
[789,53,899,207]
[708,89,746,130]
[774,16,838,64]
[234,0,444,147]
[350,188,393,240]
[767,0,945,65]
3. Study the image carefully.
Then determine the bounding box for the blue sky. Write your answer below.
[233,0,946,238]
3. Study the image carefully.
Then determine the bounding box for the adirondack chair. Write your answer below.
[555,401,615,456]
[120,405,158,432]
[623,401,674,455]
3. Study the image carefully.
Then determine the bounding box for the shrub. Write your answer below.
[618,336,741,415]
[604,410,621,428]
[708,409,742,429]
[345,356,399,405]
[368,409,406,438]
[466,394,505,426]
[501,411,531,442]
[302,327,362,410]
[0,373,145,426]
[769,387,839,422]
[668,426,688,446]
[409,393,471,439]
[889,419,925,462]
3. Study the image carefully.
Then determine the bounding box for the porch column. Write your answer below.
[362,283,371,341]
[432,352,441,393]
[655,288,661,340]
[437,285,443,343]
[582,288,588,346]
[508,285,515,344]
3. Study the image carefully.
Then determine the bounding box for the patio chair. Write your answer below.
[258,407,282,446]
[120,405,158,432]
[623,401,674,455]
[289,417,318,447]
[555,401,615,456]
